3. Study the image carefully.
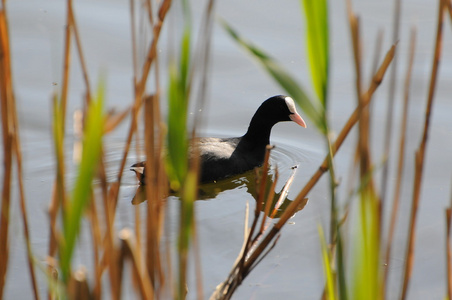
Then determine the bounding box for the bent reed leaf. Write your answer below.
[221,20,326,133]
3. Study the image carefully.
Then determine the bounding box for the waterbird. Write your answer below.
[131,95,306,184]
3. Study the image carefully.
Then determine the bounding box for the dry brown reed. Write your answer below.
[400,0,447,298]
[448,0,452,21]
[0,6,39,300]
[443,10,452,300]
[47,0,74,290]
[380,0,401,204]
[98,1,172,297]
[210,147,279,300]
[347,0,376,194]
[383,27,417,297]
[447,201,452,300]
[269,166,297,219]
[43,0,174,298]
[1,0,451,299]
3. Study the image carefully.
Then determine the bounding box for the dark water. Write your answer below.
[4,0,452,299]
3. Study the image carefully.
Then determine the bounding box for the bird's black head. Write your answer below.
[242,95,306,146]
[252,95,307,128]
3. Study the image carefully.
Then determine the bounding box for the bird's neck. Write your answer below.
[242,114,275,147]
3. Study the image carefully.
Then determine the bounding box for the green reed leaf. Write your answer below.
[318,223,336,300]
[166,63,189,191]
[166,6,192,190]
[60,83,104,282]
[221,20,326,133]
[302,0,329,107]
[165,10,198,299]
[352,188,381,300]
[166,36,191,191]
[52,94,64,188]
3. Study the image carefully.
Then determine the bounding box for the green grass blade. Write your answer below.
[301,0,329,107]
[165,12,197,299]
[52,94,64,190]
[335,226,348,300]
[221,20,326,133]
[60,84,105,282]
[179,27,191,92]
[352,188,381,300]
[318,223,336,300]
[166,17,191,190]
[166,62,189,191]
[178,169,196,299]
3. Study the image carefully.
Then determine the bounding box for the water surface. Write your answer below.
[4,0,452,299]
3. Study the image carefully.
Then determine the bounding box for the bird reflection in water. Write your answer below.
[130,165,308,219]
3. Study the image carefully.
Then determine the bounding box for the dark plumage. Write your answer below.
[131,95,306,184]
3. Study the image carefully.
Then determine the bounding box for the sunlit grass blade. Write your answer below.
[352,189,381,300]
[318,223,336,300]
[166,26,191,191]
[52,93,65,199]
[221,20,325,133]
[301,3,348,299]
[178,169,197,299]
[166,62,189,191]
[165,10,198,298]
[301,0,329,107]
[179,17,191,91]
[60,84,105,282]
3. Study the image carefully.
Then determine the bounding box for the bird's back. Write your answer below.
[197,137,264,183]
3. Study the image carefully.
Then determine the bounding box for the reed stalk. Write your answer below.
[380,0,401,204]
[69,5,91,103]
[400,0,446,298]
[0,7,39,299]
[447,0,452,21]
[116,0,172,186]
[0,12,13,299]
[383,27,416,297]
[47,0,74,292]
[446,203,452,300]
